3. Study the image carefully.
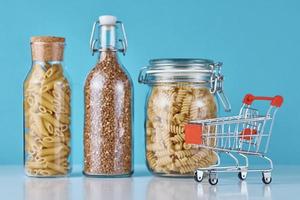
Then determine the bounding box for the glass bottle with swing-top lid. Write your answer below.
[83,15,133,177]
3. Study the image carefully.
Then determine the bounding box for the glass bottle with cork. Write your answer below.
[24,36,71,177]
[83,15,133,177]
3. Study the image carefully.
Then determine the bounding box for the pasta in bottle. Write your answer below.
[24,36,71,177]
[139,59,231,176]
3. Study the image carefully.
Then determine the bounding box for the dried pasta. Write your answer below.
[146,85,217,175]
[24,62,71,177]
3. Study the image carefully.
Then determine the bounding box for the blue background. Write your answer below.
[0,0,299,166]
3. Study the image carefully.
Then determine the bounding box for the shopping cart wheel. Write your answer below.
[208,172,218,185]
[262,172,272,184]
[262,177,272,184]
[208,177,218,185]
[238,172,247,180]
[194,170,204,182]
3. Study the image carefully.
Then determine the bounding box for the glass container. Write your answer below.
[83,15,133,177]
[24,36,71,177]
[139,58,231,176]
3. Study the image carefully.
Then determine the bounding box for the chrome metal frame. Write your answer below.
[192,100,281,184]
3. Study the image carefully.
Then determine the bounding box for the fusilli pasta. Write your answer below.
[146,84,217,175]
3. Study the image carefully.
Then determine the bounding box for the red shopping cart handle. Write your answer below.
[243,94,284,107]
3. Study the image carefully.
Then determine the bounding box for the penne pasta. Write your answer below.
[38,112,60,127]
[31,115,48,136]
[53,105,70,115]
[53,90,70,105]
[38,105,48,114]
[37,97,55,112]
[26,161,46,169]
[44,64,62,80]
[38,145,64,156]
[46,162,68,174]
[31,64,46,79]
[41,151,69,162]
[43,121,54,135]
[40,77,64,92]
[41,91,54,103]
[26,95,36,107]
[55,114,70,124]
[24,61,71,177]
[38,169,59,176]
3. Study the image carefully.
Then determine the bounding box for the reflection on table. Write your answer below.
[147,177,198,200]
[24,178,70,200]
[21,166,274,200]
[146,177,272,200]
[84,177,133,200]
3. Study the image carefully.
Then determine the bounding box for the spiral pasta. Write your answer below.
[146,84,217,175]
[24,62,71,177]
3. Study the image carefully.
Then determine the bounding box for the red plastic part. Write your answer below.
[240,128,257,140]
[243,94,283,107]
[184,124,203,145]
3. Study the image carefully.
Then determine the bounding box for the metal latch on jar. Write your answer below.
[89,19,128,56]
[210,62,231,112]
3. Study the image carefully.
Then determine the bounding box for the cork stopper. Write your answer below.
[31,36,65,61]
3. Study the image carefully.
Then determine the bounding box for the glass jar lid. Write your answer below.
[139,58,231,112]
[139,58,218,84]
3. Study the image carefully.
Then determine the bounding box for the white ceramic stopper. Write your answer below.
[99,15,117,25]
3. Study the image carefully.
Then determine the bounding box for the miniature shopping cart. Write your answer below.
[185,94,284,185]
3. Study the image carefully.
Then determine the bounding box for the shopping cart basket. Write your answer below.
[185,94,284,185]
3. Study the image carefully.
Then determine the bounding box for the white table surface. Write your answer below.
[0,165,299,200]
